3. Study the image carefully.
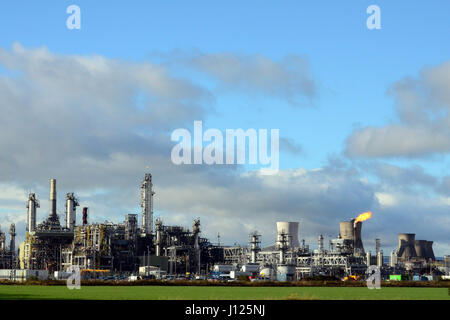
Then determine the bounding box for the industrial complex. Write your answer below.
[0,173,448,282]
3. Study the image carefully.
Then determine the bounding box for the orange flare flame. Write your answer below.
[354,211,372,226]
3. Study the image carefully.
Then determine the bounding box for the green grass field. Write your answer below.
[0,285,448,300]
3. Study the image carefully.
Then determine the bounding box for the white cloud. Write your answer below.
[375,192,397,207]
[346,61,450,158]
[164,51,317,105]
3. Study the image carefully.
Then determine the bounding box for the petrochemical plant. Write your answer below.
[0,173,448,281]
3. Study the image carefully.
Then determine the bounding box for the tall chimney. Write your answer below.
[155,218,162,256]
[9,223,16,254]
[49,179,57,220]
[82,207,88,225]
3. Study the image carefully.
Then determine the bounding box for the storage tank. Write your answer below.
[276,265,295,282]
[213,264,234,273]
[260,268,273,279]
[397,233,417,260]
[276,222,299,247]
[241,264,259,273]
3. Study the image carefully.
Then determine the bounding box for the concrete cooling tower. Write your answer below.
[276,222,299,248]
[425,241,435,261]
[414,240,428,258]
[339,221,354,240]
[397,233,417,260]
[339,220,365,255]
[414,240,435,261]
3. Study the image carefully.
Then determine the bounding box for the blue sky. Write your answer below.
[0,1,449,255]
[3,0,448,171]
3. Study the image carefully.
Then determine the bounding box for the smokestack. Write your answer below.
[377,250,383,267]
[0,228,5,251]
[82,207,88,225]
[155,218,162,256]
[366,251,371,266]
[397,233,417,260]
[9,223,16,254]
[27,193,39,232]
[141,173,154,235]
[49,179,57,220]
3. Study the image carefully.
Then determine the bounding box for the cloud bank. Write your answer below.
[346,62,450,158]
[0,44,448,256]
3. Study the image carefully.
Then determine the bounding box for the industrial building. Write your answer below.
[0,223,16,269]
[15,174,224,276]
[0,173,447,281]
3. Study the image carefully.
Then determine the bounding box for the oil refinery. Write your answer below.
[0,173,448,282]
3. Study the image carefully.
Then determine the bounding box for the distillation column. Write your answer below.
[278,232,289,265]
[155,218,162,256]
[193,219,201,274]
[27,193,40,232]
[66,193,79,230]
[141,174,155,235]
[249,232,261,264]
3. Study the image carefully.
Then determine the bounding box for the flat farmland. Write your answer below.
[0,285,448,300]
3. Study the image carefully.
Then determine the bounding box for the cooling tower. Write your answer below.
[339,221,354,240]
[276,222,299,248]
[414,240,428,259]
[353,221,365,255]
[397,233,417,260]
[425,241,435,261]
[339,220,365,255]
